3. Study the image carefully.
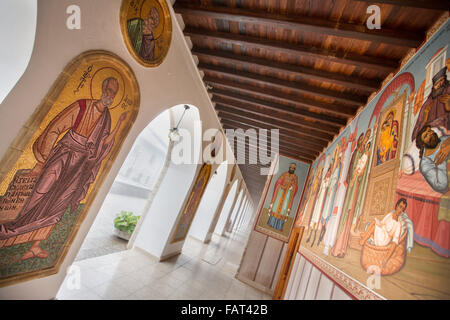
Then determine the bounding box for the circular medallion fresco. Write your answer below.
[120,0,172,67]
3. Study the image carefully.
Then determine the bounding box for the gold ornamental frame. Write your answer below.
[120,0,172,68]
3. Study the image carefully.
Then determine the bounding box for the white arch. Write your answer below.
[0,0,37,104]
[133,104,203,260]
[73,107,172,260]
[189,161,228,242]
[221,187,244,235]
[229,193,246,232]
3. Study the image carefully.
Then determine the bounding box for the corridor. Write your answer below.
[56,228,271,300]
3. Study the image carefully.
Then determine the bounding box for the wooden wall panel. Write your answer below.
[315,274,334,300]
[283,252,300,299]
[237,231,267,280]
[270,243,287,291]
[287,254,306,300]
[295,261,313,299]
[254,237,284,287]
[303,267,322,300]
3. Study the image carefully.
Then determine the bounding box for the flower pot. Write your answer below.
[113,228,131,241]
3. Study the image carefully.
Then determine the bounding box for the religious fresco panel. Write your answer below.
[295,20,450,300]
[0,51,140,286]
[254,155,310,242]
[120,0,172,67]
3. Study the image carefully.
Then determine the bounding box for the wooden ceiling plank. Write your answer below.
[220,117,329,150]
[211,88,347,126]
[227,137,319,158]
[214,99,340,134]
[193,48,380,92]
[221,119,326,152]
[205,77,355,117]
[184,28,398,73]
[225,134,322,160]
[352,0,450,10]
[218,110,334,141]
[233,149,316,164]
[230,138,319,159]
[175,5,423,47]
[201,63,367,106]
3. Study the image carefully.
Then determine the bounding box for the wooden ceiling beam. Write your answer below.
[232,139,318,161]
[238,177,267,189]
[229,147,316,164]
[224,130,322,157]
[211,88,346,127]
[229,141,318,161]
[218,110,334,142]
[221,118,328,153]
[175,4,423,47]
[353,0,450,10]
[205,77,355,118]
[193,48,380,92]
[184,28,398,73]
[233,149,314,165]
[221,119,326,152]
[201,63,366,107]
[215,100,339,135]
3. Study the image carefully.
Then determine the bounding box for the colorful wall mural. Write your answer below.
[0,51,140,286]
[255,155,310,242]
[296,21,450,300]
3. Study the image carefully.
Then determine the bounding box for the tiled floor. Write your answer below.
[75,190,149,261]
[56,229,272,300]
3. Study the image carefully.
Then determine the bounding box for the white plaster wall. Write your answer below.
[133,105,202,259]
[189,161,228,242]
[220,189,243,235]
[0,0,244,299]
[214,179,238,235]
[0,0,36,104]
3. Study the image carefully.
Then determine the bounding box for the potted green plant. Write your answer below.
[113,211,140,241]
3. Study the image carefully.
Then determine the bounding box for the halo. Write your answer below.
[385,109,396,119]
[90,67,126,110]
[140,0,165,40]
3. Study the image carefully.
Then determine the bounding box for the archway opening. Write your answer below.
[70,107,171,262]
[215,180,240,236]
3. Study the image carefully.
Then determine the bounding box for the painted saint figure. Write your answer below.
[415,125,450,194]
[267,163,298,231]
[299,165,322,228]
[377,111,398,165]
[360,198,414,273]
[412,67,450,140]
[317,145,343,247]
[127,7,161,62]
[0,77,128,260]
[306,162,330,246]
[332,130,371,258]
